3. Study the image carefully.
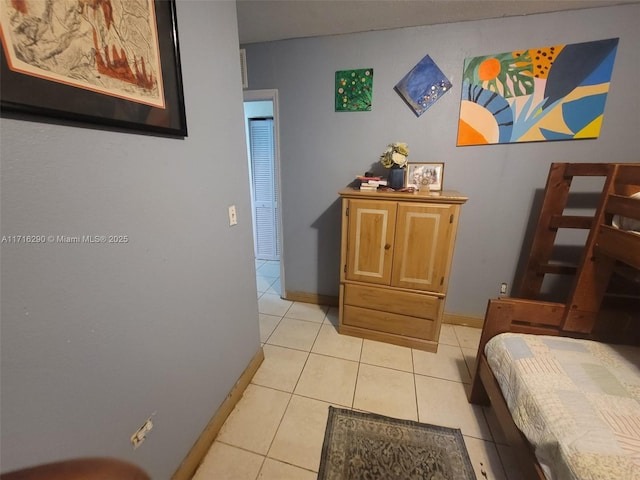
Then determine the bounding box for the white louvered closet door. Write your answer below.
[249,118,280,260]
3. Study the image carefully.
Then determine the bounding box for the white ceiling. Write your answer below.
[236,0,638,44]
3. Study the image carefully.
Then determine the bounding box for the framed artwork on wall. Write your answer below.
[335,68,373,112]
[394,54,452,117]
[406,163,444,191]
[0,0,187,137]
[457,37,619,146]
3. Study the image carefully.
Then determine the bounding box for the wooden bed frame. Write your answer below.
[468,163,640,480]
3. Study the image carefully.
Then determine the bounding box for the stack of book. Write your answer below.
[357,175,387,191]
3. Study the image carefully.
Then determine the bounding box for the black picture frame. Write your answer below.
[0,0,187,137]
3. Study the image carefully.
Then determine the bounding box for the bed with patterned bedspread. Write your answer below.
[486,333,640,480]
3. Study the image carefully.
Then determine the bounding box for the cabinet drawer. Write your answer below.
[343,305,436,340]
[344,284,441,320]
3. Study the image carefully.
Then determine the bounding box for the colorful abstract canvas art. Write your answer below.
[335,68,373,112]
[394,55,452,117]
[456,38,619,146]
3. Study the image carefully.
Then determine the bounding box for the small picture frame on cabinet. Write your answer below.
[406,163,444,191]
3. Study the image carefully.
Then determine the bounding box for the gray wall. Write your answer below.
[0,1,260,477]
[243,4,640,316]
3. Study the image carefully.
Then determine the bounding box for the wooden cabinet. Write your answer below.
[338,189,467,352]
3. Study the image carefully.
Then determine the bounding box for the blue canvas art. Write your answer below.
[394,55,452,117]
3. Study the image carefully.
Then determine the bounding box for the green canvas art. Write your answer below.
[335,68,373,112]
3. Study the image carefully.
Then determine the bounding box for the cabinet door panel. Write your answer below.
[346,200,396,285]
[392,203,454,292]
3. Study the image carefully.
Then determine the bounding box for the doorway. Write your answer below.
[243,90,285,293]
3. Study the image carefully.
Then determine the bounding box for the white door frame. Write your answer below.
[243,89,285,294]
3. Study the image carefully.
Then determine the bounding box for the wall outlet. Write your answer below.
[500,282,508,295]
[130,418,153,449]
[228,205,238,226]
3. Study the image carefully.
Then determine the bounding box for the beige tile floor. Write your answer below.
[193,260,522,480]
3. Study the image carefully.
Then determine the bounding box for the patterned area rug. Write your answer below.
[318,407,476,480]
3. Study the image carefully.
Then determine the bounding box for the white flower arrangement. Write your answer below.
[380,142,409,169]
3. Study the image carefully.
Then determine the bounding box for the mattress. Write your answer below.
[485,333,640,480]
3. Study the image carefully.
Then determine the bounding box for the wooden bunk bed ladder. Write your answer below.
[517,162,621,333]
